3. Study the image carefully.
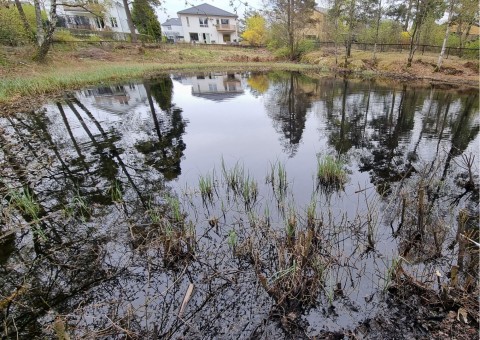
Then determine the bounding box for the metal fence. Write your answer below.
[313,41,479,58]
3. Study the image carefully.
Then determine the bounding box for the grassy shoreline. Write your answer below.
[1,44,478,108]
[0,62,321,104]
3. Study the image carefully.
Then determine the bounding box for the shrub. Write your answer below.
[463,39,479,59]
[54,29,80,42]
[297,39,316,55]
[273,46,290,59]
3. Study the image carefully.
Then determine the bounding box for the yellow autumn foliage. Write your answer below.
[241,15,267,47]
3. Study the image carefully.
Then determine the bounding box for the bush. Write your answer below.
[463,39,479,59]
[53,29,80,42]
[297,39,316,54]
[273,46,290,59]
[88,34,102,42]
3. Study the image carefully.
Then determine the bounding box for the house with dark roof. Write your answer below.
[161,18,184,42]
[177,3,239,44]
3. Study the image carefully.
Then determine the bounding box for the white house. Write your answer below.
[177,3,239,44]
[161,18,184,42]
[56,0,132,38]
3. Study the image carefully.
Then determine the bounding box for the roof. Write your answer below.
[192,92,243,102]
[161,18,181,26]
[177,3,237,17]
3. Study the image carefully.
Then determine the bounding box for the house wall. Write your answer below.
[162,24,184,41]
[109,1,129,34]
[178,15,238,44]
[57,0,131,35]
[181,74,244,94]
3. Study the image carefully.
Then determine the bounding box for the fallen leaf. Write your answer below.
[457,307,469,324]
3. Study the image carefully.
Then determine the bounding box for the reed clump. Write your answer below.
[316,155,348,189]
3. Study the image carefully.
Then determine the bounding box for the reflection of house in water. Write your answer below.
[176,73,246,102]
[82,84,148,114]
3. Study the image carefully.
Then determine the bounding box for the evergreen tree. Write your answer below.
[131,0,161,41]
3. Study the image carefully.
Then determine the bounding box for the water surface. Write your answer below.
[0,71,478,338]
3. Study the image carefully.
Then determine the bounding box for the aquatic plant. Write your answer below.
[9,188,40,221]
[164,195,183,224]
[109,179,123,202]
[316,155,347,188]
[198,173,214,203]
[266,161,288,201]
[241,174,258,209]
[227,229,238,250]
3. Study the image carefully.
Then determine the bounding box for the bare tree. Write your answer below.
[436,0,456,71]
[33,0,58,62]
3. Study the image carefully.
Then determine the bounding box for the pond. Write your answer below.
[0,71,478,339]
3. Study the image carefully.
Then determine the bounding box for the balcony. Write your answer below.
[215,24,236,32]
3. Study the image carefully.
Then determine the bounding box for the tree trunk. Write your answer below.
[33,0,45,46]
[287,0,295,60]
[373,0,382,61]
[346,0,356,59]
[122,0,137,43]
[436,1,454,71]
[407,0,424,67]
[403,0,414,31]
[459,22,472,57]
[33,0,58,62]
[14,0,35,42]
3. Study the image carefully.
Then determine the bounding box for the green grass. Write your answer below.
[9,188,40,221]
[199,173,214,203]
[316,155,348,187]
[164,195,183,224]
[0,62,321,104]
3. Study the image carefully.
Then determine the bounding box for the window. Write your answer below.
[186,17,189,26]
[110,17,118,28]
[199,17,208,27]
[189,33,199,41]
[95,17,105,29]
[221,19,229,25]
[208,84,218,92]
[167,25,172,30]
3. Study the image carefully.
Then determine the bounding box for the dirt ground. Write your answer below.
[303,49,479,87]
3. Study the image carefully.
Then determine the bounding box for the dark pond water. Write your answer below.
[0,71,478,338]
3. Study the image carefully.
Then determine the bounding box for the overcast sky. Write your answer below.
[156,0,265,24]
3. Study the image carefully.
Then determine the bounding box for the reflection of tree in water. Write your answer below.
[0,77,479,339]
[247,72,270,96]
[359,85,420,194]
[135,77,187,181]
[264,72,312,157]
[323,78,373,155]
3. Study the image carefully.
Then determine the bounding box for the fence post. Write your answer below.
[446,47,450,59]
